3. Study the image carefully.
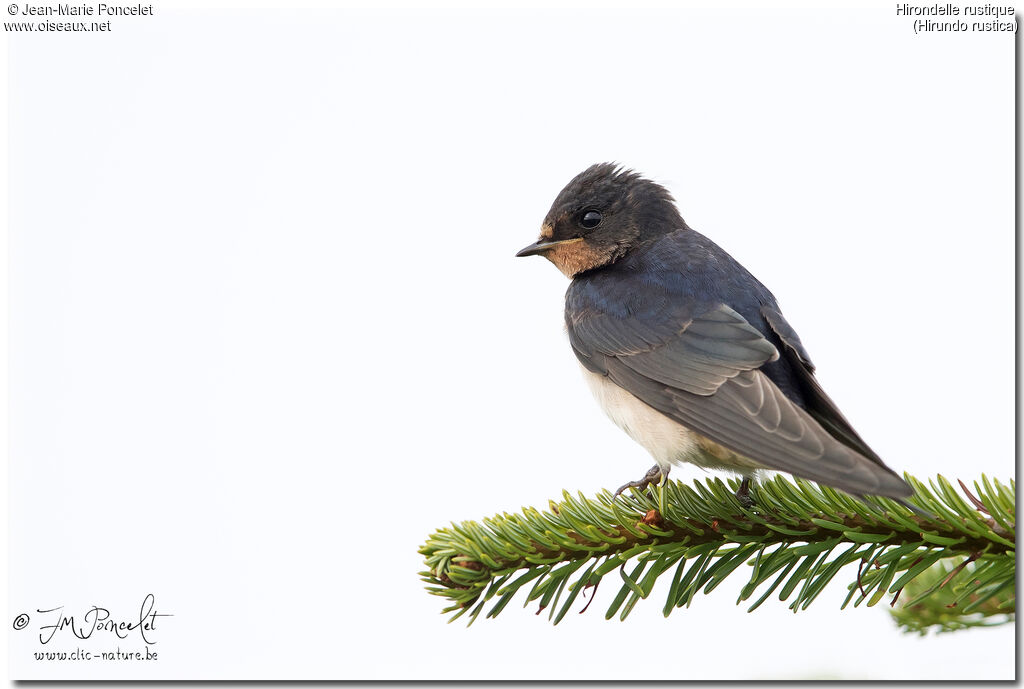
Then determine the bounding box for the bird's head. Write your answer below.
[516,163,686,277]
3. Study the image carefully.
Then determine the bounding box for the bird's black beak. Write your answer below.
[515,237,583,258]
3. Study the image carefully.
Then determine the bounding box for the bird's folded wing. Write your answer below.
[761,304,887,467]
[761,305,815,370]
[570,303,779,393]
[568,301,910,497]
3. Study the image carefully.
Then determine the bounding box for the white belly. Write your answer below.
[580,363,764,474]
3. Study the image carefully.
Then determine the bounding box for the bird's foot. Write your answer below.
[614,465,667,497]
[735,477,755,509]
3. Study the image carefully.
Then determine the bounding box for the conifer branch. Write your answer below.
[419,474,1014,631]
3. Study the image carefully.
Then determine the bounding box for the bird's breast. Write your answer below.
[579,363,699,469]
[578,362,765,474]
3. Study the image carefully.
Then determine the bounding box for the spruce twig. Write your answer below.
[419,473,1014,631]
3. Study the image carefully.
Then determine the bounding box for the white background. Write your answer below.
[5,0,1015,680]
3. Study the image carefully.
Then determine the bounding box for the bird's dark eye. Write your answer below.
[580,210,603,229]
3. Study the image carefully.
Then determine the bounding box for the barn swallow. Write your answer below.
[516,163,912,502]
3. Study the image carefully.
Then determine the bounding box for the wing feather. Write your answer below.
[569,297,911,498]
[761,304,889,467]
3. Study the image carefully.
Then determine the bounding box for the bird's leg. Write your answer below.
[735,476,754,509]
[614,464,667,497]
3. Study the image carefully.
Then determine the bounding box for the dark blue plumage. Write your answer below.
[568,228,808,408]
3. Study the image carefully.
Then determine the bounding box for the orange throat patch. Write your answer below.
[543,239,613,277]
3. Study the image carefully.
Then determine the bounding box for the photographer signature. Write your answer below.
[35,594,171,645]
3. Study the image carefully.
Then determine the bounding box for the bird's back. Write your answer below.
[569,228,809,409]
